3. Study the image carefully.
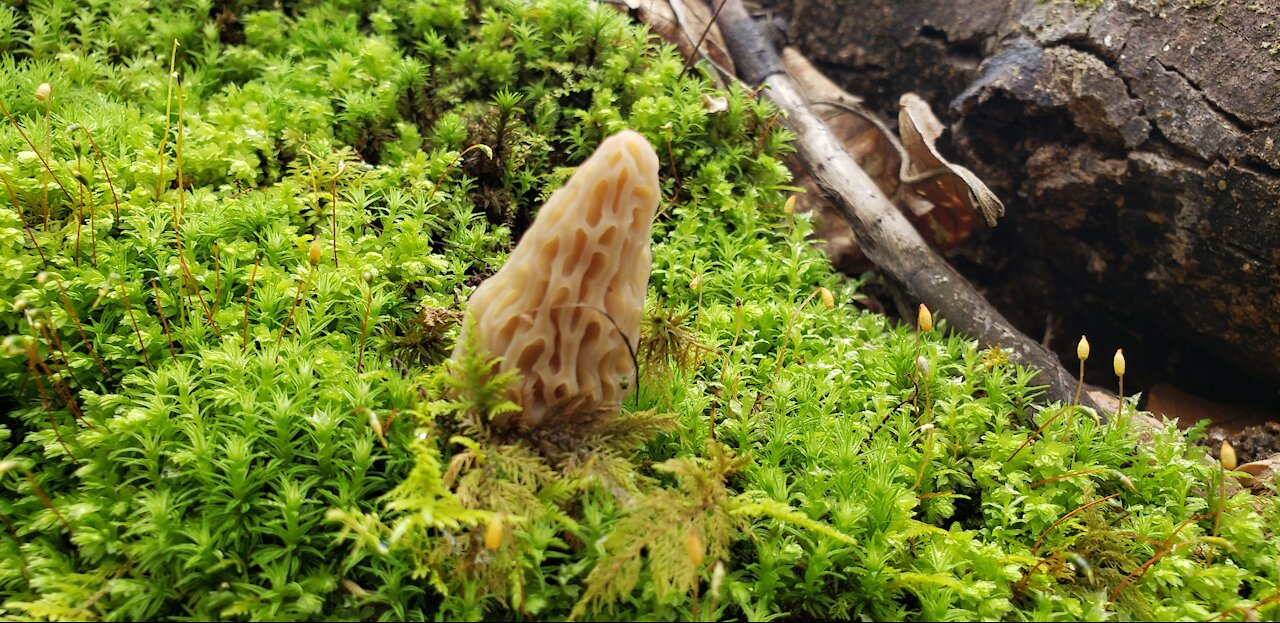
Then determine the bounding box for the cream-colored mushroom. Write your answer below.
[454,130,660,426]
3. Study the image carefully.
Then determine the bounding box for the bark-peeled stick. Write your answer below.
[453,130,660,427]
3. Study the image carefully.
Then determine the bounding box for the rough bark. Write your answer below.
[766,0,1280,401]
[713,0,1096,408]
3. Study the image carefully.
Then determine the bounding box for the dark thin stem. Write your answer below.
[540,303,642,410]
[40,321,82,392]
[0,170,48,268]
[680,0,733,77]
[25,472,72,531]
[748,288,824,416]
[168,75,219,339]
[427,144,492,205]
[1004,405,1074,466]
[73,164,82,266]
[0,100,73,203]
[54,278,110,379]
[1110,514,1202,600]
[1033,493,1121,553]
[242,257,260,352]
[81,126,120,220]
[752,112,780,158]
[87,164,97,268]
[1062,358,1089,443]
[119,283,152,370]
[1208,590,1280,621]
[33,323,90,429]
[25,346,78,463]
[175,73,186,223]
[276,271,309,362]
[151,280,179,362]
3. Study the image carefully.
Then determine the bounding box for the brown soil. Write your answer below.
[1199,422,1280,465]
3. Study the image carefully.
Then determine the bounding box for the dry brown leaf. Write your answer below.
[898,93,1005,229]
[1237,454,1279,490]
[603,0,735,77]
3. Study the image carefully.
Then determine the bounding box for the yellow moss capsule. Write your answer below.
[308,239,322,267]
[485,512,505,550]
[1113,349,1126,377]
[783,195,797,216]
[685,530,704,567]
[689,274,703,291]
[918,304,933,332]
[1077,336,1090,361]
[1220,441,1238,471]
[35,83,51,102]
[818,287,835,309]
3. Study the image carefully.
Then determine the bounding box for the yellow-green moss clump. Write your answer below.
[0,0,1276,621]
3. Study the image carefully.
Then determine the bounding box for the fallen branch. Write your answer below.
[711,0,1095,409]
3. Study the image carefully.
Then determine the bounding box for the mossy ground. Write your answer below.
[0,0,1276,620]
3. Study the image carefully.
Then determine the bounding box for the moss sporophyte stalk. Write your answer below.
[0,0,1276,621]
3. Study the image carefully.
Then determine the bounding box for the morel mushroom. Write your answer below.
[454,130,660,426]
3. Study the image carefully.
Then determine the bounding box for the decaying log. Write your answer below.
[711,0,1096,408]
[768,0,1280,403]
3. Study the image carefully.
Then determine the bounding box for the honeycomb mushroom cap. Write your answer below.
[455,130,661,426]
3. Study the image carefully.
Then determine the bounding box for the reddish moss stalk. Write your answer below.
[54,278,110,379]
[39,321,82,392]
[168,76,220,339]
[241,257,261,352]
[1032,493,1122,553]
[118,283,152,370]
[1,171,48,268]
[81,125,120,220]
[25,344,78,463]
[276,274,307,362]
[32,324,91,429]
[25,472,72,531]
[0,100,73,204]
[151,279,179,362]
[1004,405,1073,466]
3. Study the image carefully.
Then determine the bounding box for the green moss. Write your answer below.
[0,0,1277,621]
